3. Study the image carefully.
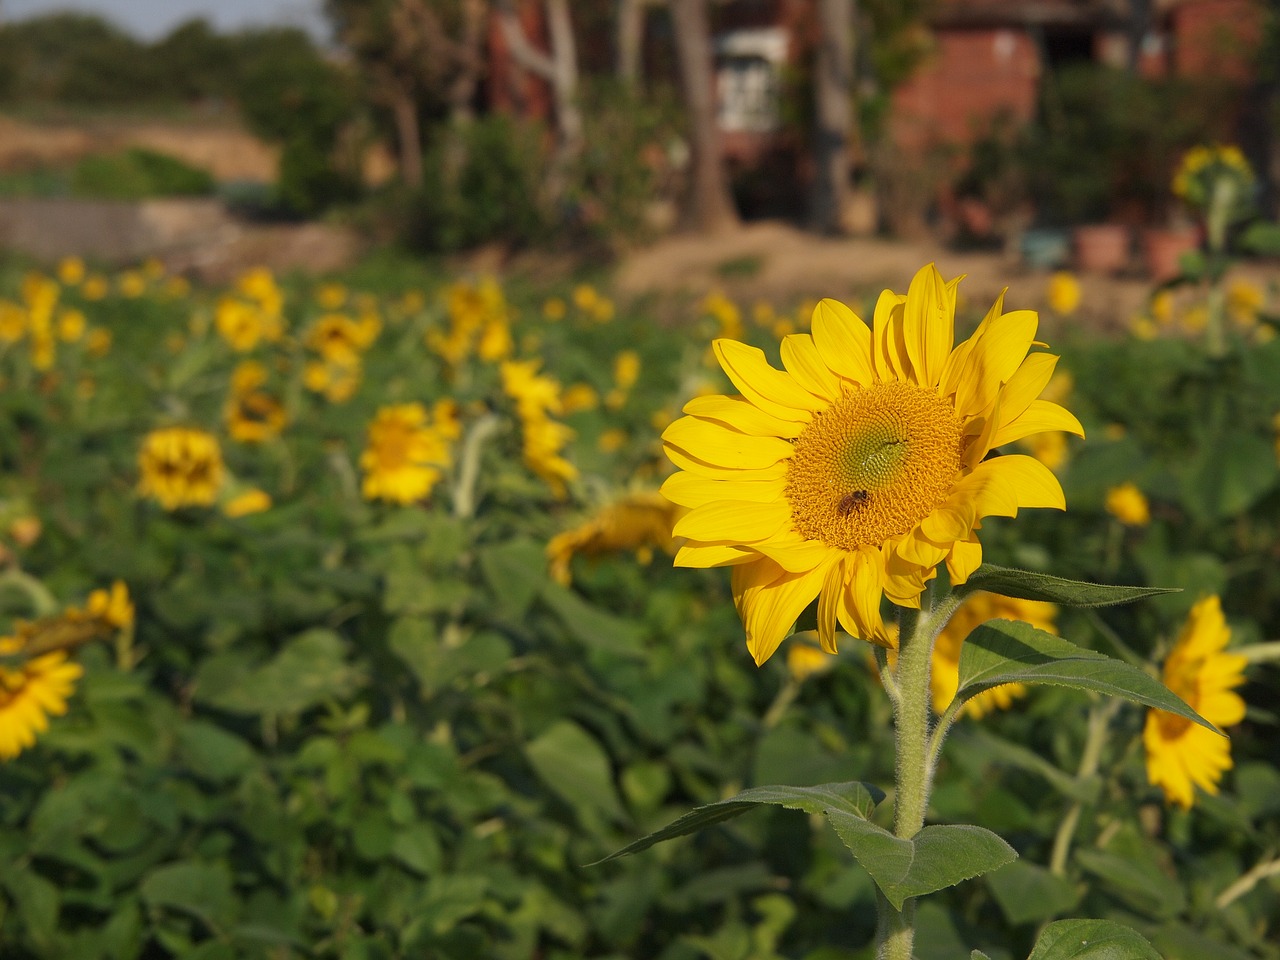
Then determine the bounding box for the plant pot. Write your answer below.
[1073,223,1132,274]
[1020,227,1072,270]
[1142,226,1200,283]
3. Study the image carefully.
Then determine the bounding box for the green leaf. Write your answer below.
[952,728,1100,804]
[823,813,1017,910]
[1183,430,1276,521]
[1026,919,1162,960]
[3,869,59,948]
[538,582,646,659]
[590,781,883,865]
[526,720,629,827]
[959,565,1178,608]
[1240,221,1280,256]
[955,620,1215,732]
[986,860,1081,924]
[139,860,238,932]
[972,953,993,960]
[391,823,442,876]
[477,537,547,618]
[176,721,257,783]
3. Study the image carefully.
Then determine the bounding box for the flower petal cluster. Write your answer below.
[226,361,287,444]
[215,268,286,352]
[360,402,458,505]
[546,491,678,586]
[138,427,226,510]
[428,278,514,367]
[0,636,82,761]
[1144,596,1246,809]
[662,264,1083,666]
[502,359,578,498]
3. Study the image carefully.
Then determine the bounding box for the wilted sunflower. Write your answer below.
[0,634,84,761]
[546,491,678,586]
[1145,596,1246,809]
[137,427,225,510]
[662,263,1083,666]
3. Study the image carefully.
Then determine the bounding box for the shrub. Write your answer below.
[70,148,215,200]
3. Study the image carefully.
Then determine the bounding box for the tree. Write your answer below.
[495,0,583,159]
[809,0,857,233]
[669,0,738,233]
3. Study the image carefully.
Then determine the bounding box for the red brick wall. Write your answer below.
[1171,0,1264,82]
[889,27,1041,154]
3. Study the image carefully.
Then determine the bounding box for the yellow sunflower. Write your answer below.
[0,634,84,761]
[1145,596,1246,809]
[661,263,1083,666]
[137,427,225,510]
[546,491,678,586]
[360,403,453,504]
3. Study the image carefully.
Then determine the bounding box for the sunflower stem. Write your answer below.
[1049,696,1121,876]
[876,599,940,960]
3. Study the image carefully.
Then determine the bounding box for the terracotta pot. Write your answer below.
[1142,226,1200,283]
[1073,223,1132,274]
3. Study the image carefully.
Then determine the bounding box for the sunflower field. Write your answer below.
[1,242,1279,960]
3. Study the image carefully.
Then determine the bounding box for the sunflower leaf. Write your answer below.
[587,781,883,866]
[960,565,1179,607]
[823,814,1016,910]
[1025,918,1162,960]
[954,620,1217,732]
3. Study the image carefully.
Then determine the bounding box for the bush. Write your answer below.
[70,148,215,200]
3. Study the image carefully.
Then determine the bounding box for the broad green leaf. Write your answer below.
[955,620,1215,732]
[139,860,238,931]
[527,720,629,827]
[1074,847,1186,918]
[972,953,993,960]
[3,870,59,948]
[176,721,257,783]
[590,781,883,865]
[1240,221,1280,256]
[824,813,1017,910]
[952,728,1099,804]
[1026,919,1162,960]
[1183,430,1276,522]
[959,565,1178,608]
[477,537,547,618]
[538,582,646,659]
[986,860,1081,924]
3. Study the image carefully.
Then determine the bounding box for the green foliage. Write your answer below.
[70,148,215,200]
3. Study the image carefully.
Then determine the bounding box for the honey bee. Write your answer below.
[836,490,869,516]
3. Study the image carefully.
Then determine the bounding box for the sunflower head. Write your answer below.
[662,264,1083,666]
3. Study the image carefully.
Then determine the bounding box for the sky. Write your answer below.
[1,0,329,40]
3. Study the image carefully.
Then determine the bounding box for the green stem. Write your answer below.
[452,413,503,520]
[1049,697,1121,876]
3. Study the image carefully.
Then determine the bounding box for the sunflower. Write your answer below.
[546,491,678,586]
[0,634,83,761]
[360,403,453,504]
[137,427,225,510]
[1144,596,1246,809]
[661,264,1083,666]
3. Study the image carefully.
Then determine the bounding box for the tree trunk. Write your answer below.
[497,0,581,154]
[616,0,646,87]
[390,83,423,187]
[442,0,489,186]
[809,0,855,233]
[670,0,739,233]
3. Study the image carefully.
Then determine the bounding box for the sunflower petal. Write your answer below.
[674,542,758,567]
[994,352,1059,426]
[942,289,1005,398]
[661,471,785,507]
[752,534,833,573]
[872,289,908,381]
[903,263,954,389]
[987,454,1066,511]
[990,400,1085,448]
[780,333,842,401]
[661,416,793,468]
[817,556,846,654]
[682,394,802,438]
[955,309,1038,420]
[946,535,983,585]
[811,298,875,385]
[735,559,831,666]
[664,442,789,480]
[674,498,793,542]
[713,339,821,419]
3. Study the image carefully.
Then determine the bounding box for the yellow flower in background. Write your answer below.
[216,298,266,352]
[478,317,514,361]
[701,291,743,340]
[86,581,134,630]
[1130,316,1159,340]
[1151,290,1175,326]
[1105,482,1150,527]
[118,270,146,298]
[224,489,273,518]
[304,357,361,403]
[786,636,837,682]
[0,302,25,342]
[164,276,190,299]
[1145,596,1246,808]
[772,318,797,339]
[142,258,165,280]
[546,491,678,585]
[752,301,777,327]
[650,407,674,432]
[614,350,641,391]
[0,634,84,761]
[1226,279,1264,328]
[500,360,578,497]
[82,275,108,300]
[931,593,1056,718]
[1046,271,1082,316]
[1172,143,1254,205]
[57,309,86,343]
[226,388,287,444]
[316,282,348,310]
[572,284,599,312]
[542,297,567,321]
[360,403,453,505]
[591,298,616,323]
[307,313,365,363]
[598,427,628,453]
[137,427,225,510]
[662,263,1083,666]
[1020,430,1068,471]
[561,383,600,414]
[57,257,86,286]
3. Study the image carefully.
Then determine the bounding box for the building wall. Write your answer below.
[889,27,1042,155]
[1170,0,1264,82]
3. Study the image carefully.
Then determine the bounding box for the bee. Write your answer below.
[836,490,869,516]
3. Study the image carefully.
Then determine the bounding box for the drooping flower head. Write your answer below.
[1144,596,1246,809]
[138,427,225,510]
[662,264,1083,666]
[546,491,678,586]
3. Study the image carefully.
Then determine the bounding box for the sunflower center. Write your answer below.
[785,381,964,550]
